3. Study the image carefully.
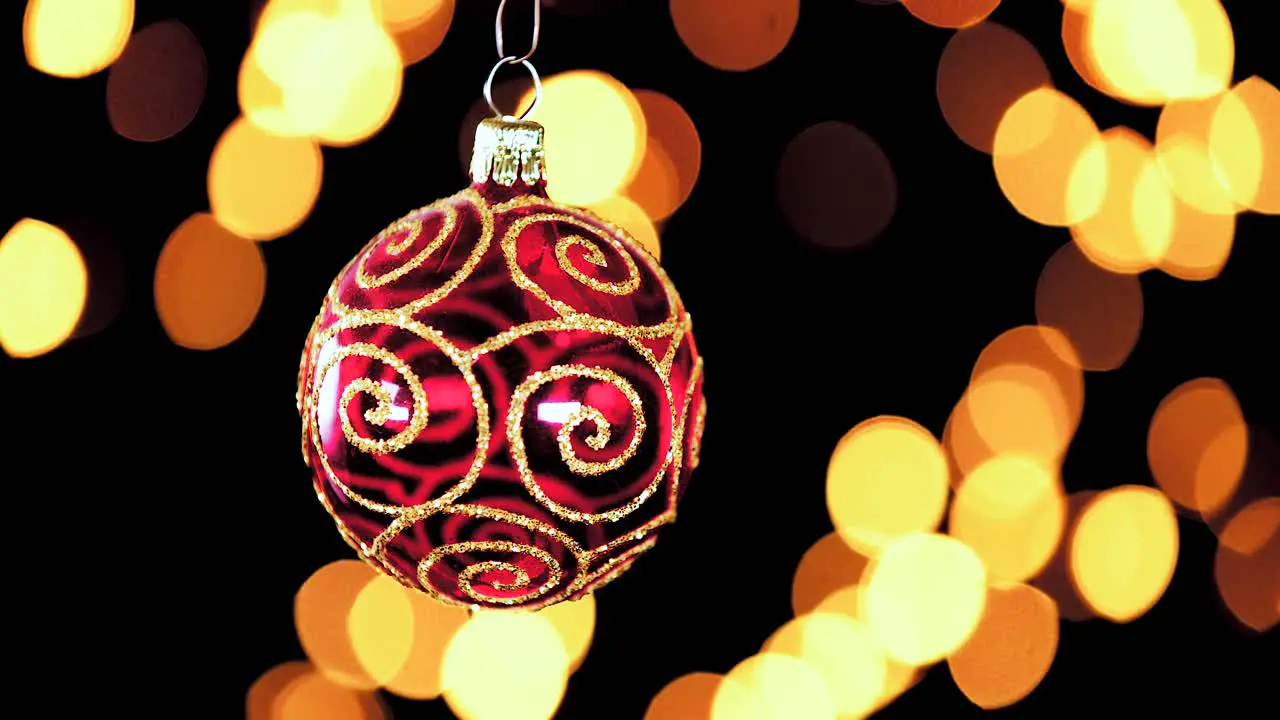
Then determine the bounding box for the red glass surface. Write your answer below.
[299,176,704,610]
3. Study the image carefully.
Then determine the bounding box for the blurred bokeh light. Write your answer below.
[379,0,454,65]
[791,531,870,617]
[0,219,88,358]
[521,70,647,206]
[1210,76,1280,214]
[669,0,800,72]
[644,672,723,720]
[23,0,134,79]
[106,20,208,142]
[1034,241,1144,371]
[1147,377,1248,516]
[1069,485,1180,622]
[863,532,987,666]
[441,610,570,720]
[714,652,836,720]
[625,90,702,223]
[902,0,1000,29]
[764,613,889,719]
[936,22,1051,154]
[1213,497,1280,632]
[208,117,324,241]
[947,582,1059,709]
[950,455,1067,583]
[383,591,469,700]
[154,214,267,351]
[826,416,950,556]
[294,559,385,690]
[778,121,898,251]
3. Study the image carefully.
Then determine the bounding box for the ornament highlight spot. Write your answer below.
[0,219,88,358]
[23,0,134,78]
[1069,485,1180,623]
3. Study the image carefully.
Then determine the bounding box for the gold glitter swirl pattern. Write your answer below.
[328,189,494,317]
[314,342,431,456]
[308,311,491,517]
[421,541,562,606]
[578,535,658,597]
[690,401,707,470]
[508,364,662,524]
[554,233,642,296]
[355,203,459,289]
[502,211,659,321]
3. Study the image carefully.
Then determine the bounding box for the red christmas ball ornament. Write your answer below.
[297,116,706,610]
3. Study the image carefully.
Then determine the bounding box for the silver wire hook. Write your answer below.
[484,56,542,121]
[495,0,541,63]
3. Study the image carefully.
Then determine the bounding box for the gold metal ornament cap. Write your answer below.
[469,117,546,187]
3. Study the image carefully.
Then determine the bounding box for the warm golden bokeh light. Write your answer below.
[295,559,383,690]
[625,90,702,222]
[384,591,469,700]
[994,88,1107,227]
[969,326,1086,455]
[1214,497,1280,632]
[209,117,324,241]
[714,653,836,720]
[902,0,1000,29]
[764,613,889,719]
[0,219,88,359]
[1070,128,1174,275]
[669,0,800,72]
[826,416,950,556]
[23,0,134,79]
[1159,190,1237,281]
[248,661,311,720]
[791,531,871,617]
[1035,240,1144,371]
[951,456,1067,583]
[154,214,267,351]
[947,582,1060,709]
[1156,96,1240,216]
[442,610,570,720]
[1083,0,1234,106]
[1060,6,1109,95]
[1070,485,1180,623]
[274,666,384,720]
[943,391,996,482]
[966,363,1075,465]
[538,593,597,672]
[1147,377,1248,515]
[864,533,988,666]
[1210,76,1280,214]
[521,70,647,206]
[587,196,662,260]
[645,672,723,720]
[106,20,207,143]
[936,22,1051,154]
[347,573,415,686]
[380,0,454,65]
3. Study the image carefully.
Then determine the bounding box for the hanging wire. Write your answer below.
[495,0,541,63]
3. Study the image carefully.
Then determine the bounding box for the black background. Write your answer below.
[3,0,1276,717]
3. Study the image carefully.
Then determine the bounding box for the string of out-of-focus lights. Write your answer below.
[7,1,1278,719]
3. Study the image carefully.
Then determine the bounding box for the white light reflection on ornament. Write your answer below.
[316,337,340,451]
[537,401,581,424]
[379,380,411,422]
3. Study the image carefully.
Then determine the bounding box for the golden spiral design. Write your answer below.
[308,312,491,517]
[508,364,663,524]
[355,204,459,288]
[554,233,641,296]
[502,212,648,318]
[421,541,562,606]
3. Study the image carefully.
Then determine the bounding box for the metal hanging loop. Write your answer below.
[484,56,543,121]
[495,0,541,63]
